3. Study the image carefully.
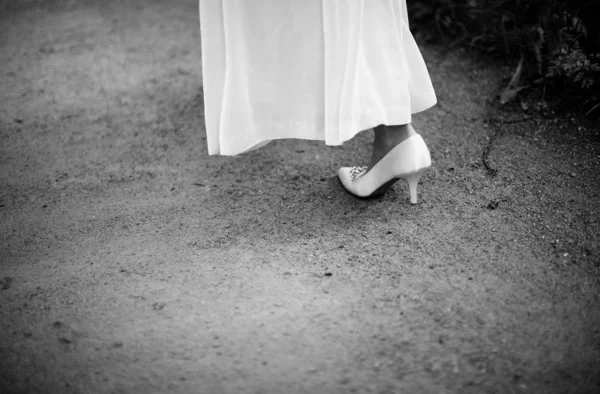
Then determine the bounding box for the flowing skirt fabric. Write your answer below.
[199,0,436,156]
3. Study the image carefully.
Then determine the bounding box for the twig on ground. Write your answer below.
[481,116,530,176]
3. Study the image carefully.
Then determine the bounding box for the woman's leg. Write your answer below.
[368,124,417,169]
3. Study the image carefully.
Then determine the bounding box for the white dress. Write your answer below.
[199,0,436,156]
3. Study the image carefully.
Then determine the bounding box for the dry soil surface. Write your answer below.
[1,1,600,393]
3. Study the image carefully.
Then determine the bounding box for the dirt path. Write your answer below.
[1,1,599,393]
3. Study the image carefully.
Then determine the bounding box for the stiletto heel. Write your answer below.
[402,169,426,204]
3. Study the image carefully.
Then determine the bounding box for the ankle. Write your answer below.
[373,124,416,149]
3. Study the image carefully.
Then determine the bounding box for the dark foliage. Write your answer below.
[409,0,600,117]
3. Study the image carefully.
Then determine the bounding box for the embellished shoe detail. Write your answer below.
[337,134,431,203]
[349,166,368,181]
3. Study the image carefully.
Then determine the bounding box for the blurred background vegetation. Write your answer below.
[408,0,600,118]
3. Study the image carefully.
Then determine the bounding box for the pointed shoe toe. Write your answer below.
[338,166,370,197]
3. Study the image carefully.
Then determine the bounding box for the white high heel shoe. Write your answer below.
[338,134,431,203]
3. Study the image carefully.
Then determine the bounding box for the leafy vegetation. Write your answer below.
[409,0,600,117]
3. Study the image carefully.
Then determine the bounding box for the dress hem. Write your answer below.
[209,98,437,156]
